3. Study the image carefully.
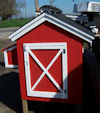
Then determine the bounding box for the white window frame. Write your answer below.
[3,45,18,68]
[23,43,68,99]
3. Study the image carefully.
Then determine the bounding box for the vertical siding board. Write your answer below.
[36,23,47,42]
[68,36,83,102]
[17,41,26,98]
[7,48,18,65]
[45,22,58,42]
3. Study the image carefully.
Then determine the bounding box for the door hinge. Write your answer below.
[64,90,66,94]
[63,49,66,54]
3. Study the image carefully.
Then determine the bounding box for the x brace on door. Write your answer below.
[29,49,63,92]
[24,43,68,99]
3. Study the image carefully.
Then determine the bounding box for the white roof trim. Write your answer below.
[3,45,18,68]
[9,13,46,39]
[9,12,94,43]
[46,13,94,40]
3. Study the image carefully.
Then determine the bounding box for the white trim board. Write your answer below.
[3,45,18,68]
[23,42,68,99]
[9,12,94,43]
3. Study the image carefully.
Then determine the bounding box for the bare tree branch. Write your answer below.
[0,0,20,20]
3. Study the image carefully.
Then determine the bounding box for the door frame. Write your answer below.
[23,42,68,99]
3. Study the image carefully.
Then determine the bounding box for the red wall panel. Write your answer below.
[7,48,18,65]
[17,21,83,104]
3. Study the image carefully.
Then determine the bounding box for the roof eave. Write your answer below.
[9,12,95,43]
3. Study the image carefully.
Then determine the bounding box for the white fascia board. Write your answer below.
[45,17,93,43]
[5,45,17,51]
[9,13,46,39]
[10,12,94,43]
[11,17,46,42]
[45,13,94,40]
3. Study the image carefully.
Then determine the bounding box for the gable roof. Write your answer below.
[9,11,95,43]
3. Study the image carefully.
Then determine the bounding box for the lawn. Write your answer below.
[0,19,31,28]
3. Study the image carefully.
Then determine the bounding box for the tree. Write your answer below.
[0,0,20,20]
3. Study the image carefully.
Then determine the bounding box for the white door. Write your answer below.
[23,43,68,99]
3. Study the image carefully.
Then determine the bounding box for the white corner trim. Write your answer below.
[24,42,68,99]
[3,45,18,68]
[82,47,84,53]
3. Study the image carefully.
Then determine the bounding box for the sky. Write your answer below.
[17,0,100,18]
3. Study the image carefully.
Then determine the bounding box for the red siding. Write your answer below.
[7,48,18,65]
[2,44,18,65]
[17,21,83,104]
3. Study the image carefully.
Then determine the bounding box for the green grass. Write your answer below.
[0,40,2,45]
[0,19,31,28]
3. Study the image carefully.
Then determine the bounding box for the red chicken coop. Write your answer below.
[2,12,94,104]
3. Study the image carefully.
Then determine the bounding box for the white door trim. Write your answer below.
[23,43,68,99]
